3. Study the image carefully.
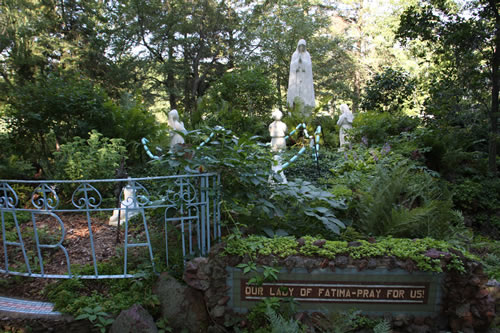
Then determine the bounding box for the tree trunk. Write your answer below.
[167,43,177,110]
[488,0,499,176]
[277,71,283,112]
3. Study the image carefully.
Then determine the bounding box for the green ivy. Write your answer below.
[225,235,475,273]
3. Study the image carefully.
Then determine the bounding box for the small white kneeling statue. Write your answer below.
[269,110,287,152]
[168,109,187,152]
[109,183,139,226]
[337,104,353,149]
[269,110,287,183]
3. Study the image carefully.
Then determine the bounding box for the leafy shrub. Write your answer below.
[355,164,463,239]
[311,115,339,148]
[271,179,346,237]
[0,153,35,179]
[0,133,35,179]
[352,111,420,145]
[44,269,159,317]
[52,130,127,180]
[158,128,346,237]
[282,148,337,183]
[414,127,489,178]
[451,176,500,235]
[198,67,276,136]
[4,73,117,163]
[361,67,417,114]
[108,94,164,164]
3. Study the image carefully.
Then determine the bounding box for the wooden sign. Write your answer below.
[227,267,443,315]
[241,280,429,304]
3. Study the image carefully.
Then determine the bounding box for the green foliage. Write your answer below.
[355,164,463,240]
[372,319,392,333]
[265,306,301,333]
[52,130,127,180]
[159,128,346,237]
[352,111,420,145]
[271,180,346,237]
[311,115,339,149]
[361,67,417,114]
[247,297,282,331]
[75,305,114,333]
[324,309,361,333]
[282,148,337,183]
[0,133,35,178]
[413,127,488,178]
[44,263,160,317]
[109,94,163,164]
[225,235,472,273]
[156,318,173,333]
[199,67,276,136]
[5,74,117,159]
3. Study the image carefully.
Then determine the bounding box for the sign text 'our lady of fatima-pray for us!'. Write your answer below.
[241,280,429,304]
[227,267,443,315]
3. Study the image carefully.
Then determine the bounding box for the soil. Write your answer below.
[0,212,127,301]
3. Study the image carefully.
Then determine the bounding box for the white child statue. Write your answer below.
[337,103,354,149]
[269,109,287,152]
[269,109,287,183]
[168,109,187,151]
[109,182,139,226]
[287,39,315,109]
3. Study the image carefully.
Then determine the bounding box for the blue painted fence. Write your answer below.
[0,174,221,279]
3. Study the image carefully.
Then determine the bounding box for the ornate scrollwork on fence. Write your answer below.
[0,183,18,209]
[31,183,59,210]
[121,181,150,208]
[72,183,103,209]
[165,177,198,205]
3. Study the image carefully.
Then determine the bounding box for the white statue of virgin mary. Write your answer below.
[287,39,315,108]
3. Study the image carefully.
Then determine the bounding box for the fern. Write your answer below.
[265,307,300,333]
[373,320,392,333]
[356,163,461,239]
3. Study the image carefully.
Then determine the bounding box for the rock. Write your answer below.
[296,238,305,246]
[227,255,242,267]
[455,303,470,318]
[217,296,230,306]
[154,272,209,333]
[284,256,300,272]
[110,304,157,333]
[335,256,349,268]
[424,248,451,260]
[184,272,210,291]
[313,239,326,248]
[211,305,225,318]
[304,258,318,272]
[328,261,336,271]
[408,324,430,333]
[404,259,417,272]
[367,258,377,269]
[348,241,362,247]
[356,259,367,271]
[477,288,489,298]
[184,257,211,291]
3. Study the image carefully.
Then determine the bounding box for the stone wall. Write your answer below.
[183,242,495,333]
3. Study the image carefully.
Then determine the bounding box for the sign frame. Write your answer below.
[226,266,443,315]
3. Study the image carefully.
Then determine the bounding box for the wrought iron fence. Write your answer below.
[0,174,220,279]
